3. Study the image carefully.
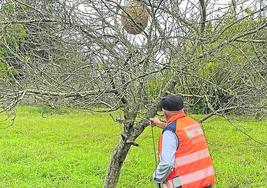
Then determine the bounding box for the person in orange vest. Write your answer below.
[150,95,215,188]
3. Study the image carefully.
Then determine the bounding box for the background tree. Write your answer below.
[0,0,266,187]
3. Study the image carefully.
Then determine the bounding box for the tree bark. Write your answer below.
[104,138,132,188]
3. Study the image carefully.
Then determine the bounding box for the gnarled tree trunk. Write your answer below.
[104,138,132,188]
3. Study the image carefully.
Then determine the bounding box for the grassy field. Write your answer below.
[0,106,266,188]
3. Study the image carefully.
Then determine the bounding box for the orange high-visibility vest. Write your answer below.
[158,114,215,188]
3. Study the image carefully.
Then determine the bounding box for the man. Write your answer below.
[150,95,215,188]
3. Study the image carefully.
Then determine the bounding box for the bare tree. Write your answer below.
[0,0,266,187]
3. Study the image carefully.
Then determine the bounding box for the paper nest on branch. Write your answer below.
[121,0,149,35]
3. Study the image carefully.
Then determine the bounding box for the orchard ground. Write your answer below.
[0,106,266,187]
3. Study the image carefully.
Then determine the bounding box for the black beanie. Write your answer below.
[159,95,184,111]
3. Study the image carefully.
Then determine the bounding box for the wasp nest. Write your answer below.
[121,0,149,35]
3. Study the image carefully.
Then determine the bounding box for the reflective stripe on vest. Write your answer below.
[164,166,215,187]
[175,149,210,167]
[184,124,203,138]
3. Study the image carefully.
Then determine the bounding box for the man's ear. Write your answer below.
[163,110,167,118]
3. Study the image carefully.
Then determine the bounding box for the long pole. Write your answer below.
[151,125,161,188]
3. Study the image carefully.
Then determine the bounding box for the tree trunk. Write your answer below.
[104,138,132,188]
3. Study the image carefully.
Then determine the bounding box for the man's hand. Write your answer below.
[149,117,166,129]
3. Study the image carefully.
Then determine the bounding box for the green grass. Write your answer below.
[0,106,266,188]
